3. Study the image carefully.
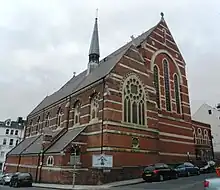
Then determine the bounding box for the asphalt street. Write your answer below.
[0,173,217,190]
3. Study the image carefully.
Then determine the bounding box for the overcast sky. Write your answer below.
[0,0,219,121]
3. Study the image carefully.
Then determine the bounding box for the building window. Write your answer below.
[73,101,81,125]
[0,151,4,157]
[174,74,181,114]
[56,108,63,127]
[197,128,203,144]
[90,95,99,120]
[45,113,50,128]
[204,129,209,145]
[132,137,139,148]
[10,130,14,135]
[123,75,145,125]
[37,116,40,132]
[46,156,54,166]
[15,130,18,136]
[208,110,212,115]
[30,120,33,134]
[5,129,9,135]
[153,65,160,108]
[9,139,14,146]
[3,139,6,145]
[16,140,19,146]
[163,59,171,111]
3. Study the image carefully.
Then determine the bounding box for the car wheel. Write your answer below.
[187,171,190,177]
[159,175,164,181]
[14,181,18,187]
[175,173,179,179]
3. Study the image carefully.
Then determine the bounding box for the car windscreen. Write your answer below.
[18,173,32,179]
[144,166,155,171]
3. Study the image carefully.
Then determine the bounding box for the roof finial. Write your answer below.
[160,12,164,19]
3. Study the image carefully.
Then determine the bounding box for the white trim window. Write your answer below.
[73,101,81,125]
[90,95,99,121]
[45,112,50,128]
[123,74,146,125]
[46,156,54,166]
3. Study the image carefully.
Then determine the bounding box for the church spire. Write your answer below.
[87,9,100,75]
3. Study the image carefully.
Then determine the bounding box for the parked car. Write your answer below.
[200,161,216,174]
[0,173,4,184]
[142,163,178,182]
[204,178,220,189]
[9,172,33,187]
[175,162,200,177]
[0,173,13,185]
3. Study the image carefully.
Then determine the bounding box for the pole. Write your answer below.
[72,146,76,189]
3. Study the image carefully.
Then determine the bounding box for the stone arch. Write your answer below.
[150,49,183,84]
[122,73,147,125]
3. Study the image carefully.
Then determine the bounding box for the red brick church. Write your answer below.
[5,13,213,185]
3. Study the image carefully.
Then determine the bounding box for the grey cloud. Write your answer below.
[0,0,220,120]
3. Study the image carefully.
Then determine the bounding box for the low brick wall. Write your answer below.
[39,166,143,185]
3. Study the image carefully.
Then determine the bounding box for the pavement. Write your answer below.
[0,173,218,190]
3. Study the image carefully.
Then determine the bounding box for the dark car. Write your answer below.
[175,162,200,177]
[142,163,178,182]
[0,173,13,185]
[9,172,32,187]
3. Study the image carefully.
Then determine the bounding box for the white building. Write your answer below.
[192,103,220,154]
[0,117,25,170]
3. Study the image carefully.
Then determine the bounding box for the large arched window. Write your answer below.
[123,75,145,125]
[153,65,160,108]
[90,95,99,121]
[163,59,171,111]
[174,74,181,114]
[73,101,81,125]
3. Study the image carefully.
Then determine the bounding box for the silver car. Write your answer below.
[204,178,220,189]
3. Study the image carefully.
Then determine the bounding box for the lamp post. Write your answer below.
[72,145,77,189]
[187,152,190,162]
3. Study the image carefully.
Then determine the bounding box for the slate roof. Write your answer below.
[46,126,86,153]
[0,121,25,130]
[29,24,157,116]
[22,135,43,155]
[7,135,39,156]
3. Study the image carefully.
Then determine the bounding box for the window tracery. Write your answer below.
[123,75,145,125]
[174,74,181,114]
[153,65,160,108]
[163,59,171,111]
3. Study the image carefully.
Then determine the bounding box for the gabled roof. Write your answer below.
[46,126,86,153]
[7,135,39,156]
[29,24,157,116]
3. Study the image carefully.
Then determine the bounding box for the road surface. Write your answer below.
[0,173,217,190]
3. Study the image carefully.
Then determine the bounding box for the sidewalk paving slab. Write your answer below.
[33,178,144,189]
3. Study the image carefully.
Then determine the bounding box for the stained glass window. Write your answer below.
[123,75,145,125]
[153,66,160,108]
[174,74,181,114]
[163,59,171,111]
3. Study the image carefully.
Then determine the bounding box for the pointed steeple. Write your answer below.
[87,9,100,75]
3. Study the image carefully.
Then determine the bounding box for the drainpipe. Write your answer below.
[101,78,105,154]
[35,152,41,182]
[17,154,21,172]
